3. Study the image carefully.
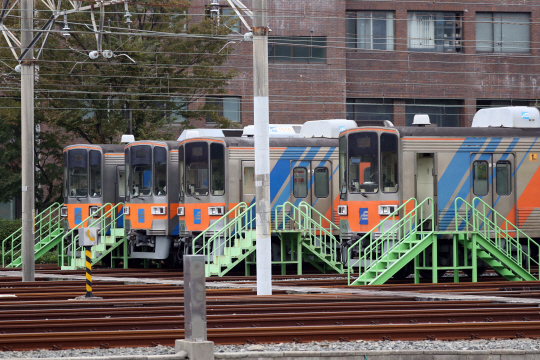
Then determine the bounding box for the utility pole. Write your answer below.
[21,0,35,281]
[252,0,271,295]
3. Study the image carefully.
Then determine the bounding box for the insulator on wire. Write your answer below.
[62,14,70,37]
[124,2,132,24]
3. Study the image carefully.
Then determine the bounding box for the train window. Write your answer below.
[473,160,489,196]
[125,148,130,198]
[314,167,329,198]
[293,167,308,198]
[118,170,125,197]
[339,137,347,195]
[89,150,101,197]
[68,149,87,197]
[131,145,152,196]
[210,143,225,196]
[154,147,167,196]
[348,132,378,193]
[496,160,512,196]
[62,152,68,199]
[381,133,398,193]
[243,167,255,195]
[179,146,185,202]
[186,142,209,196]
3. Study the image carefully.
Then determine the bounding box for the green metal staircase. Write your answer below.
[454,197,539,282]
[61,203,127,270]
[273,201,344,275]
[347,198,436,285]
[2,203,64,268]
[192,203,256,277]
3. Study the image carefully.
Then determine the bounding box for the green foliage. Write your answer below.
[0,219,22,242]
[36,250,58,264]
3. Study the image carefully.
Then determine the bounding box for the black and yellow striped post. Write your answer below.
[85,246,94,298]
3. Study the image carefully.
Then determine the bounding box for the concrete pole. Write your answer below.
[21,0,35,281]
[252,0,271,295]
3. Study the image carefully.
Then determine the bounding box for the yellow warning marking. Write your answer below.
[529,153,538,161]
[86,230,96,242]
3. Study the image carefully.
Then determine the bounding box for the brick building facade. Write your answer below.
[194,0,540,128]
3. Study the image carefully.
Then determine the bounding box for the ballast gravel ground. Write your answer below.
[3,339,540,358]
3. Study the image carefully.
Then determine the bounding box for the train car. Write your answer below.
[179,120,357,258]
[338,107,540,276]
[61,144,125,230]
[123,140,180,261]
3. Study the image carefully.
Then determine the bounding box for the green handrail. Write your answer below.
[455,197,540,277]
[192,203,253,261]
[347,198,434,285]
[60,203,124,267]
[274,201,341,266]
[2,202,64,267]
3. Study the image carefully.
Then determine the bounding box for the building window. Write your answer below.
[206,97,241,123]
[405,99,461,127]
[206,5,240,33]
[346,11,394,50]
[476,13,530,54]
[407,12,462,52]
[477,99,531,112]
[346,98,393,122]
[268,37,326,63]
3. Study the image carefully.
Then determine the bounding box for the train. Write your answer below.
[60,106,540,276]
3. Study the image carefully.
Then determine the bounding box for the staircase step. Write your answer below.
[224,247,243,257]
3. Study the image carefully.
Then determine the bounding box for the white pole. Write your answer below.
[252,0,271,295]
[21,0,35,281]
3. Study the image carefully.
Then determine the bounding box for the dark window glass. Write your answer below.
[407,12,463,53]
[210,143,225,195]
[473,160,489,196]
[125,148,130,197]
[496,161,512,196]
[131,145,152,196]
[186,142,209,196]
[314,167,329,198]
[347,98,394,122]
[89,150,101,197]
[118,169,125,197]
[178,146,185,202]
[154,147,167,196]
[348,132,379,193]
[268,36,326,63]
[405,99,461,127]
[381,133,398,192]
[63,152,68,198]
[339,137,347,194]
[206,97,240,123]
[68,149,87,197]
[293,167,308,198]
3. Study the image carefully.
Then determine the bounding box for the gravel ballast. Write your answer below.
[2,339,540,358]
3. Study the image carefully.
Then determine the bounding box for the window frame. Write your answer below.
[153,146,167,196]
[268,36,327,64]
[475,12,530,54]
[380,133,399,193]
[407,11,463,53]
[206,96,241,124]
[346,11,395,51]
[292,167,309,198]
[210,143,225,196]
[472,160,489,196]
[495,160,512,196]
[314,167,329,198]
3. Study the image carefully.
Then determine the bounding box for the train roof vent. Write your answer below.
[300,119,357,138]
[177,128,230,141]
[242,124,302,137]
[412,114,431,126]
[120,134,135,143]
[472,107,540,128]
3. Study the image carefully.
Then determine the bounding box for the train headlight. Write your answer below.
[123,206,130,215]
[177,207,185,216]
[60,206,68,218]
[89,206,99,218]
[208,206,224,216]
[337,205,347,216]
[378,205,398,216]
[151,206,167,215]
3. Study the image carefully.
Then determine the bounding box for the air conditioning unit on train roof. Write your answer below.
[242,124,302,138]
[472,106,540,128]
[176,128,243,141]
[299,119,357,138]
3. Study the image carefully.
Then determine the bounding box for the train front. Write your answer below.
[124,141,179,261]
[177,139,227,254]
[338,128,400,250]
[61,145,125,231]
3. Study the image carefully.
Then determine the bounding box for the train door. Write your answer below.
[415,153,436,228]
[291,161,333,225]
[117,165,125,227]
[471,153,515,224]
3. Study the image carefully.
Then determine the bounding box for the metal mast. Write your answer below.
[252,0,271,295]
[21,0,35,282]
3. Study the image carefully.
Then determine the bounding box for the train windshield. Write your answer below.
[178,146,185,201]
[154,147,167,196]
[186,142,209,196]
[68,149,88,197]
[380,133,398,192]
[348,132,379,193]
[210,143,225,195]
[89,150,101,197]
[131,145,152,196]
